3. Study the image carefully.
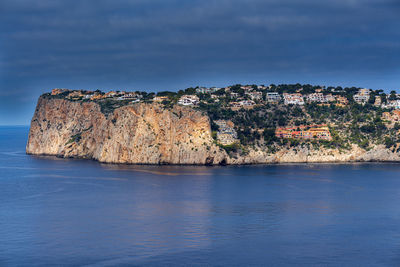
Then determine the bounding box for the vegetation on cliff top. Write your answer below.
[44,83,400,155]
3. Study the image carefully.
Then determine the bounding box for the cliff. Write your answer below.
[26,95,227,165]
[27,95,400,165]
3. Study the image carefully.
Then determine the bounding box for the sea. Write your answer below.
[1,126,400,266]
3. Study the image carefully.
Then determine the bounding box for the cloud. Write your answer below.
[0,0,399,124]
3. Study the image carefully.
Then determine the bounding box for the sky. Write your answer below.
[0,0,399,125]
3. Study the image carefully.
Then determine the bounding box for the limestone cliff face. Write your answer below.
[27,95,400,165]
[26,96,227,165]
[228,144,400,164]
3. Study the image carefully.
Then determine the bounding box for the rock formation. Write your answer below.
[27,95,400,165]
[26,95,227,165]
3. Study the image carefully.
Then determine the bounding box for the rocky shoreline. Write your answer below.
[26,95,400,165]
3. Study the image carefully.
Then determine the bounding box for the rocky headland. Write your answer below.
[26,89,400,165]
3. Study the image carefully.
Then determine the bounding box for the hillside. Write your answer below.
[26,84,400,164]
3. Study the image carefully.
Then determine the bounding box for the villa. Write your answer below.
[245,91,263,100]
[353,89,371,104]
[275,125,332,140]
[240,85,253,91]
[153,96,169,102]
[214,120,238,145]
[335,96,349,106]
[283,93,305,105]
[306,93,335,103]
[178,95,199,106]
[384,100,400,109]
[239,100,256,108]
[118,92,142,101]
[374,96,382,106]
[383,110,400,122]
[266,92,281,103]
[196,87,219,94]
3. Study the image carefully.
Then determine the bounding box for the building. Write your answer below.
[283,93,305,105]
[306,93,335,103]
[353,89,371,104]
[335,95,349,106]
[374,96,382,106]
[229,100,256,110]
[118,92,142,101]
[275,125,332,140]
[245,91,262,100]
[359,88,371,95]
[210,94,220,102]
[210,87,222,92]
[153,96,169,102]
[195,87,219,94]
[239,100,256,108]
[382,112,392,121]
[382,110,400,122]
[66,91,85,100]
[353,94,370,104]
[240,85,253,91]
[384,100,400,109]
[105,91,118,98]
[230,92,239,98]
[90,92,105,100]
[325,94,335,102]
[392,110,400,120]
[266,92,281,103]
[385,100,398,109]
[84,94,94,99]
[178,95,199,106]
[230,102,241,110]
[214,120,238,145]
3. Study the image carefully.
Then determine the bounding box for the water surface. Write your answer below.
[1,126,400,266]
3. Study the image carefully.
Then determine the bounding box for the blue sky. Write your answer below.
[0,0,399,125]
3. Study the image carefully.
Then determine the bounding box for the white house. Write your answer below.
[307,93,335,103]
[283,93,305,105]
[214,120,238,145]
[353,89,370,104]
[384,100,400,109]
[195,87,219,94]
[178,95,199,106]
[245,91,262,100]
[239,100,256,107]
[230,92,239,98]
[240,85,253,91]
[118,92,142,101]
[266,92,281,103]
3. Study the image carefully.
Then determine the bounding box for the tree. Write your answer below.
[184,87,196,95]
[368,94,376,104]
[278,116,286,126]
[381,93,387,104]
[389,90,397,100]
[384,137,395,148]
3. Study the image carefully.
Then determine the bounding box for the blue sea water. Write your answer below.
[1,126,400,266]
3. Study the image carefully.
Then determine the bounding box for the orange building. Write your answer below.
[275,125,332,141]
[383,110,400,122]
[335,96,349,106]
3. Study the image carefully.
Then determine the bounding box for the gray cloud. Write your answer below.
[0,0,399,124]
